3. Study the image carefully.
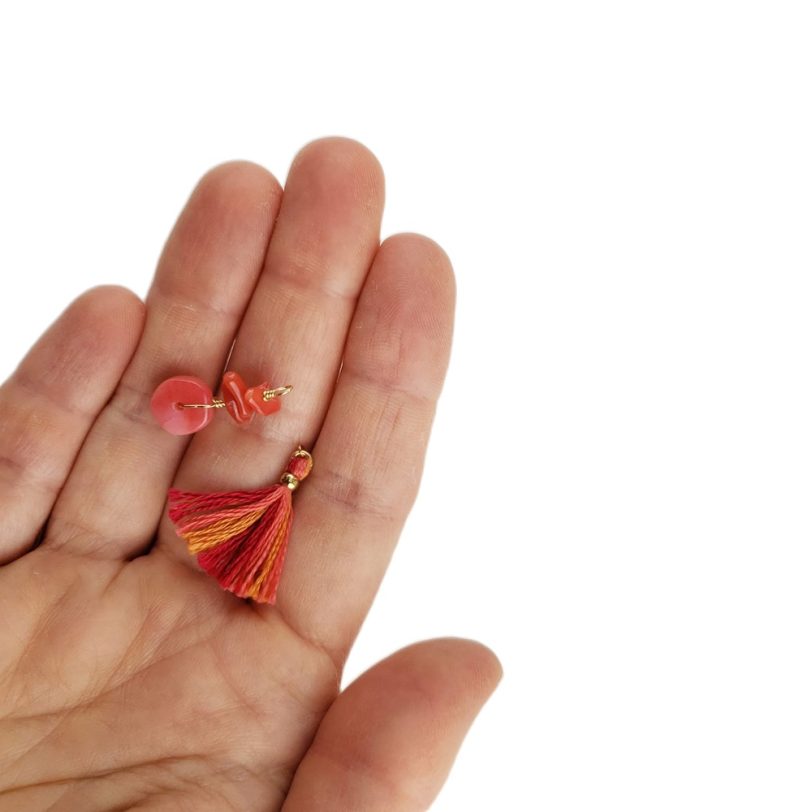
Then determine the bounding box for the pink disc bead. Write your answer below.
[150,375,215,435]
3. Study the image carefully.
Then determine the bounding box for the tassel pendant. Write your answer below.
[167,448,313,604]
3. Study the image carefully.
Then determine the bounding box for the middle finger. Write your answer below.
[158,137,385,565]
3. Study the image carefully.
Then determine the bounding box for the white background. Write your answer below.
[2,2,811,809]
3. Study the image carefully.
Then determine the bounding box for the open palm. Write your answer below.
[0,138,500,811]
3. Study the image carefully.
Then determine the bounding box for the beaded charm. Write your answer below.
[150,371,292,435]
[150,370,311,605]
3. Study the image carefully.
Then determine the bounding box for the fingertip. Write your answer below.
[179,160,282,236]
[391,637,503,711]
[289,136,386,212]
[375,232,456,324]
[156,160,284,306]
[178,161,283,248]
[346,232,456,400]
[194,159,283,205]
[443,637,504,694]
[59,285,145,362]
[381,231,455,274]
[71,284,145,328]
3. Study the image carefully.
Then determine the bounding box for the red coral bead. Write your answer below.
[246,382,282,416]
[221,371,253,424]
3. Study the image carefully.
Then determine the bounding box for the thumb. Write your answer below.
[282,637,502,811]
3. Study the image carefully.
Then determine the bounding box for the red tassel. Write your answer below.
[167,448,313,604]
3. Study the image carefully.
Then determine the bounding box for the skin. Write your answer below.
[0,138,501,811]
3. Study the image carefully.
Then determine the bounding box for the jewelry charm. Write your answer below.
[150,372,292,435]
[167,448,313,604]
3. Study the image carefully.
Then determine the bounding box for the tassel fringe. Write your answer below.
[167,448,313,604]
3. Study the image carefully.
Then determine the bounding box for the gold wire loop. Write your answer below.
[293,446,312,463]
[262,384,293,401]
[178,384,292,410]
[178,398,226,410]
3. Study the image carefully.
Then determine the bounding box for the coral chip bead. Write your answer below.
[150,376,215,435]
[221,371,252,424]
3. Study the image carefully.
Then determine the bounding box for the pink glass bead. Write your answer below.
[150,375,215,435]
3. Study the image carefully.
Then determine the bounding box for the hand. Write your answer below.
[0,138,501,811]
